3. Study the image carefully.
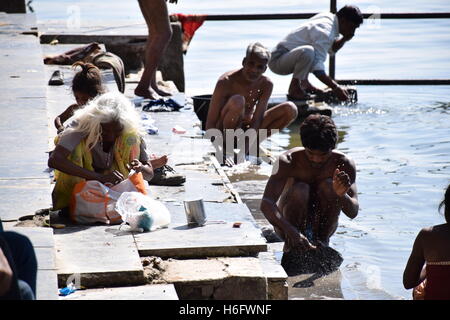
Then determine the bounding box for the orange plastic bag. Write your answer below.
[69,172,147,225]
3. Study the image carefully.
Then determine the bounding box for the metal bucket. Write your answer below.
[192,94,212,131]
[183,198,207,226]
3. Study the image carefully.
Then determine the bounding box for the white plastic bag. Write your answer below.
[115,192,171,232]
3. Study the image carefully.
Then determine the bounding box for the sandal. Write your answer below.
[48,70,64,86]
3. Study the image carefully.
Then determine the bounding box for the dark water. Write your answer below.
[33,0,450,299]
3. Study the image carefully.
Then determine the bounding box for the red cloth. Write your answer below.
[172,13,206,53]
[425,264,450,300]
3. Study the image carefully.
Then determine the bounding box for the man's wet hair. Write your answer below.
[300,114,337,152]
[246,42,271,61]
[439,184,450,223]
[337,5,364,27]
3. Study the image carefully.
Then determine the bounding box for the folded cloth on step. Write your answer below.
[170,13,206,53]
[43,43,102,65]
[43,43,126,93]
[142,98,183,112]
[92,51,126,93]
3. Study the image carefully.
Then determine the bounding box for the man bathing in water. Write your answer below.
[205,42,298,164]
[268,5,363,101]
[261,115,359,270]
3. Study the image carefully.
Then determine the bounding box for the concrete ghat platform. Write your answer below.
[1,12,288,299]
[0,13,52,221]
[3,226,58,300]
[61,284,178,300]
[54,225,145,288]
[135,202,267,259]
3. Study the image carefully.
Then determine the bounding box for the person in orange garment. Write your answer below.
[403,183,450,300]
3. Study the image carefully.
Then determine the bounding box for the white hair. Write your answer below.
[246,42,271,61]
[66,92,144,150]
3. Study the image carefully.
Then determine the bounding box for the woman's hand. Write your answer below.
[100,170,124,185]
[129,159,145,173]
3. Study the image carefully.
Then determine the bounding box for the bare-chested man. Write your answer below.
[261,114,359,259]
[205,42,298,164]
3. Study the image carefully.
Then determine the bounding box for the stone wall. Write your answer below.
[40,22,185,92]
[0,0,26,13]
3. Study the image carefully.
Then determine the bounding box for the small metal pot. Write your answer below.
[183,198,206,226]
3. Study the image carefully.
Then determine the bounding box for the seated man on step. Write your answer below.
[205,42,298,165]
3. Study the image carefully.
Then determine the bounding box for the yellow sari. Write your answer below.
[52,131,140,210]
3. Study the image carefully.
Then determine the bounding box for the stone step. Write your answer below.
[0,14,53,222]
[135,202,267,259]
[162,257,267,300]
[5,226,58,300]
[53,225,145,289]
[60,284,178,300]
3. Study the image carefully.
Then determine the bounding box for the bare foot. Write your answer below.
[134,86,161,100]
[149,155,168,169]
[287,90,310,101]
[152,84,172,97]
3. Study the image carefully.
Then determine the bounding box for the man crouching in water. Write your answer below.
[261,114,359,272]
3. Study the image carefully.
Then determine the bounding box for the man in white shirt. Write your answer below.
[269,5,363,101]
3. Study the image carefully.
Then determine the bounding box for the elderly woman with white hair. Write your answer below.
[48,92,155,212]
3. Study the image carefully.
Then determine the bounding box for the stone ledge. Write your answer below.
[162,257,267,300]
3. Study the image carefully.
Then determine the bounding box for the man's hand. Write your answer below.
[100,170,124,185]
[285,226,316,251]
[332,85,349,101]
[0,248,13,296]
[332,168,351,197]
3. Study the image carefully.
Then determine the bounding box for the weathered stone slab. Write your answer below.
[54,225,145,288]
[135,202,267,258]
[0,179,52,221]
[150,168,233,203]
[37,269,58,300]
[258,251,288,300]
[0,32,49,179]
[61,284,178,300]
[3,226,59,300]
[162,257,267,300]
[34,247,56,270]
[287,270,344,300]
[4,226,55,248]
[141,111,213,163]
